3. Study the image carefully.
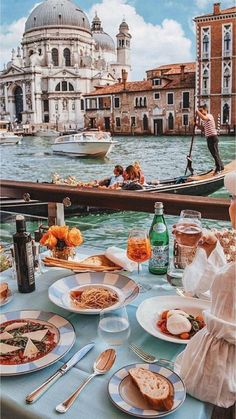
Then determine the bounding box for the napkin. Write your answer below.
[175,260,236,408]
[105,246,138,272]
[182,241,226,298]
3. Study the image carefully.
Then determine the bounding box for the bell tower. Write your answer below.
[116,19,131,78]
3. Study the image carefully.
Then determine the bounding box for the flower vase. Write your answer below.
[51,246,74,260]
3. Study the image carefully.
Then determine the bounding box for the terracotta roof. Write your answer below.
[85,73,195,96]
[194,5,236,19]
[147,62,196,75]
[85,80,152,96]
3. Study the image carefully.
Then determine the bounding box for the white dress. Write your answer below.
[175,244,236,408]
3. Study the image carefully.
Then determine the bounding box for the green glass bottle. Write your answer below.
[149,202,169,275]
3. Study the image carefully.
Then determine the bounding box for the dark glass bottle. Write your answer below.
[13,215,35,293]
[149,202,169,274]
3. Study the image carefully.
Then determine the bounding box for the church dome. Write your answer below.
[25,0,90,33]
[91,13,115,53]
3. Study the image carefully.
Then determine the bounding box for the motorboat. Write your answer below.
[52,130,116,157]
[35,129,59,137]
[0,121,22,145]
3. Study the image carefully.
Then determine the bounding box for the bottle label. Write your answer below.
[26,242,35,285]
[153,223,166,234]
[149,245,169,268]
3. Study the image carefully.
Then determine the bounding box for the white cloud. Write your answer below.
[87,0,193,79]
[0,0,193,80]
[0,17,26,68]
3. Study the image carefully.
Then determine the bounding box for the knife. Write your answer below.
[26,342,95,404]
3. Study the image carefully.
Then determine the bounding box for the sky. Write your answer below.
[0,0,234,79]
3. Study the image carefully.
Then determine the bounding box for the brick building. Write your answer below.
[194,3,236,132]
[84,63,195,135]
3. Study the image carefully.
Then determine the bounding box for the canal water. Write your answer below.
[0,135,234,247]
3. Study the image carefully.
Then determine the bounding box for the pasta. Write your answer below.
[70,287,119,309]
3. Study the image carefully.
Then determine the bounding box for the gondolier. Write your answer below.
[196,105,224,175]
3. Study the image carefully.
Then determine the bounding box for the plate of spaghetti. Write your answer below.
[48,272,139,314]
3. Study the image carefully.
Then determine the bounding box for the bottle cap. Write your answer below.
[154,202,163,209]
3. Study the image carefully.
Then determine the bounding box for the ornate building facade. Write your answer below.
[0,0,131,130]
[194,3,236,132]
[83,63,195,135]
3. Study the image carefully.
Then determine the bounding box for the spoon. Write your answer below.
[56,348,116,413]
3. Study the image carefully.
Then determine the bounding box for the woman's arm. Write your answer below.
[196,109,208,121]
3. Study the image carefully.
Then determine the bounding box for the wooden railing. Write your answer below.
[0,179,230,222]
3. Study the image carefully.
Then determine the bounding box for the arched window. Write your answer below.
[143,97,147,107]
[168,113,174,130]
[38,48,42,56]
[224,32,231,51]
[29,50,34,57]
[143,114,148,131]
[63,48,71,66]
[52,48,58,66]
[223,68,230,88]
[223,103,229,124]
[81,99,84,110]
[203,35,209,53]
[62,81,67,91]
[68,83,74,91]
[139,98,142,107]
[135,98,138,107]
[55,83,60,91]
[203,69,209,89]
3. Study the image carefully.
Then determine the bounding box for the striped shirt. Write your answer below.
[203,114,217,137]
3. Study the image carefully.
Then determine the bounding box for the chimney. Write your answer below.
[180,64,185,81]
[121,69,128,90]
[213,3,221,15]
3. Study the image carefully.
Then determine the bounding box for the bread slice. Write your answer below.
[79,255,120,268]
[128,367,174,411]
[0,282,9,301]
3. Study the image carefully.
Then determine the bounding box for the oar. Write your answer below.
[184,121,196,176]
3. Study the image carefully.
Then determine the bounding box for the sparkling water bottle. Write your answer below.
[149,202,169,275]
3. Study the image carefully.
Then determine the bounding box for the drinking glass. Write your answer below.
[98,306,130,346]
[127,229,151,274]
[127,229,152,292]
[174,209,202,269]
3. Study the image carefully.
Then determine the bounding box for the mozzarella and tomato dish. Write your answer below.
[0,319,58,365]
[157,309,205,340]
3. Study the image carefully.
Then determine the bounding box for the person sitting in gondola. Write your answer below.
[133,161,146,185]
[97,165,124,188]
[122,165,143,190]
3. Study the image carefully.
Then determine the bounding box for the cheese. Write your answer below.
[167,313,192,335]
[0,331,13,340]
[0,342,21,354]
[22,329,48,342]
[23,338,39,358]
[4,322,28,332]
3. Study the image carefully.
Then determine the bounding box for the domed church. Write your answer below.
[0,0,132,129]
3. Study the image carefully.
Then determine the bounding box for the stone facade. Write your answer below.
[83,64,196,135]
[0,0,131,131]
[194,3,236,132]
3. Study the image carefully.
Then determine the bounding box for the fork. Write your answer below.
[129,343,175,369]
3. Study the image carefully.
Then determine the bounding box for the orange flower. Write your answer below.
[66,227,83,247]
[40,232,57,249]
[49,225,69,240]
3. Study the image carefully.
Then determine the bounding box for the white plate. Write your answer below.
[0,289,14,307]
[108,363,186,418]
[48,272,139,315]
[0,310,75,376]
[136,295,211,344]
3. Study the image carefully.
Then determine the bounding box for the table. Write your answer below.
[0,246,213,419]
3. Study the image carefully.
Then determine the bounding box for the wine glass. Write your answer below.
[98,306,130,346]
[127,229,151,292]
[127,229,151,274]
[174,209,202,269]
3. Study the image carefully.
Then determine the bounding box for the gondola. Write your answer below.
[1,160,235,218]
